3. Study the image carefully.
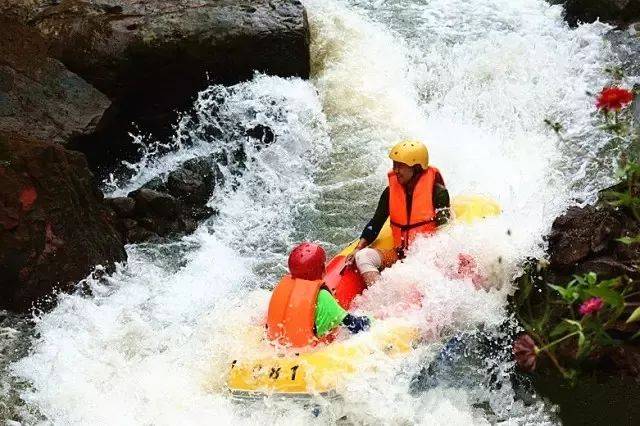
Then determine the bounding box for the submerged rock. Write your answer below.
[106,156,218,243]
[0,19,111,144]
[0,132,126,313]
[34,0,310,174]
[166,158,216,205]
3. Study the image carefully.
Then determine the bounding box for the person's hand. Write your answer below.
[344,248,359,267]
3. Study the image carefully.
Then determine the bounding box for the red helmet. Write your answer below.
[288,242,326,280]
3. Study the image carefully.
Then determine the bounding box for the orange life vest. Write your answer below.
[388,167,443,251]
[266,275,327,348]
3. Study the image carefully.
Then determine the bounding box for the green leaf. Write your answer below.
[603,190,637,207]
[550,321,575,337]
[563,368,577,381]
[571,275,587,287]
[631,330,640,340]
[549,284,580,303]
[617,235,640,245]
[578,332,586,349]
[564,319,583,331]
[598,277,621,289]
[595,330,616,347]
[626,307,640,323]
[586,287,624,309]
[586,272,598,285]
[576,332,591,359]
[602,190,626,198]
[626,162,640,174]
[548,284,569,299]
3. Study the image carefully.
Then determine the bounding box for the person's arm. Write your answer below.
[360,187,390,243]
[315,289,347,337]
[345,188,389,266]
[433,183,450,226]
[315,289,371,336]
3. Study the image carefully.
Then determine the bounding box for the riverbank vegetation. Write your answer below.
[512,79,640,380]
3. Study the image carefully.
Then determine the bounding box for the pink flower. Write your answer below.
[512,334,538,372]
[596,87,634,111]
[579,297,604,316]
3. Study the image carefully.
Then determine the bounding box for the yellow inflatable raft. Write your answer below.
[226,194,500,401]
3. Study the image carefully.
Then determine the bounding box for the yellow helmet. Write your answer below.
[388,140,429,169]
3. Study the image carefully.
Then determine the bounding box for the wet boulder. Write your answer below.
[131,189,180,219]
[0,19,111,144]
[549,206,617,267]
[0,0,44,24]
[547,204,640,278]
[560,0,640,27]
[166,158,216,205]
[105,196,135,218]
[33,0,310,174]
[0,132,126,313]
[106,157,218,243]
[140,177,167,193]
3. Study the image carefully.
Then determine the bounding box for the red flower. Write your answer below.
[596,87,634,111]
[579,297,604,316]
[513,334,538,372]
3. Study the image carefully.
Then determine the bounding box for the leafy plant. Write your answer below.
[514,79,640,378]
[513,271,639,378]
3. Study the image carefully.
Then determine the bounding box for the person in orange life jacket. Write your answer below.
[345,140,450,286]
[266,242,371,348]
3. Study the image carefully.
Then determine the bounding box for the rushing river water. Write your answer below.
[1,0,637,424]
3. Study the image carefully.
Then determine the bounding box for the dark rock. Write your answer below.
[548,204,640,277]
[127,225,157,244]
[35,0,311,175]
[108,189,215,243]
[549,206,622,267]
[0,19,111,144]
[591,210,622,253]
[166,158,215,205]
[189,206,215,221]
[561,0,640,27]
[246,124,276,147]
[0,132,126,313]
[183,157,215,182]
[108,156,222,243]
[548,206,600,267]
[34,0,310,97]
[600,345,640,376]
[183,219,198,234]
[122,218,137,231]
[141,176,167,192]
[575,257,637,278]
[137,217,158,232]
[105,196,135,218]
[167,168,208,205]
[132,189,179,219]
[0,0,45,24]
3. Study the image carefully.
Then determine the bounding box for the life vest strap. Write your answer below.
[390,218,436,230]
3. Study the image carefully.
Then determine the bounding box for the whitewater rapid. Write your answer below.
[2,0,634,424]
